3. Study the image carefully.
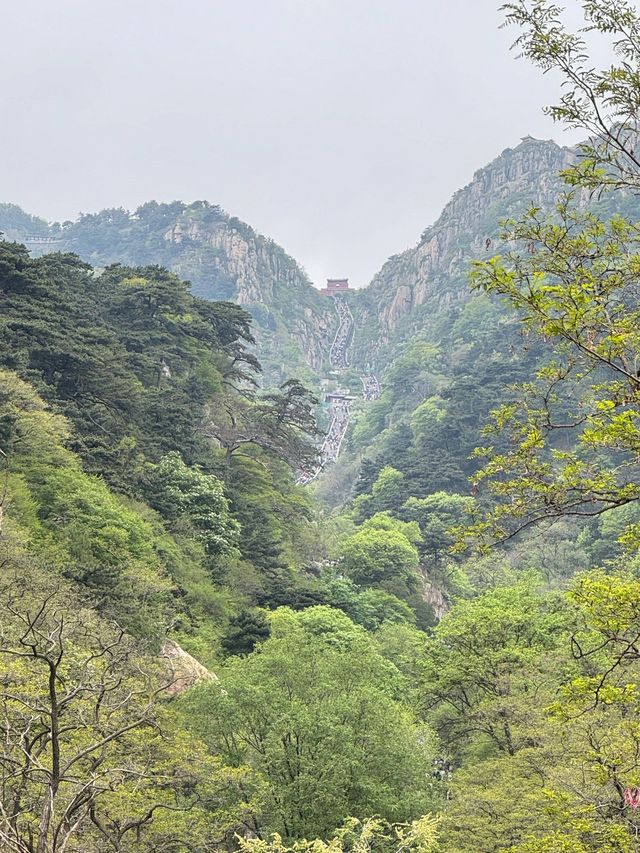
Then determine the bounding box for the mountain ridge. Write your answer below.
[0,136,582,390]
[0,199,336,386]
[349,136,577,369]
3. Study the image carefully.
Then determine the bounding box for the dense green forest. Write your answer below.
[6,1,640,851]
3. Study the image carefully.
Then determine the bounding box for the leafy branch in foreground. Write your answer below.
[460,198,640,548]
[503,0,640,193]
[452,1,640,551]
[236,815,440,853]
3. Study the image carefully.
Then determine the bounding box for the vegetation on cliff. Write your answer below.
[0,200,336,388]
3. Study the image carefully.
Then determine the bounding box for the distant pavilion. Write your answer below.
[320,278,350,296]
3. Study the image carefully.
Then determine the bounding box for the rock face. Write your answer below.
[159,208,338,380]
[161,639,217,697]
[420,575,449,621]
[163,212,317,315]
[349,137,577,365]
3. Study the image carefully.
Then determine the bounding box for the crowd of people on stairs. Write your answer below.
[322,398,350,463]
[329,295,354,369]
[361,373,380,401]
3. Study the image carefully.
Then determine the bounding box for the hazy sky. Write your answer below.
[2,0,581,287]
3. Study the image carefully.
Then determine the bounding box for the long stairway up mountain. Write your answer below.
[329,295,354,369]
[361,374,380,401]
[297,280,380,485]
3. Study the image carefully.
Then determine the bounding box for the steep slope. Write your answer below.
[0,200,336,386]
[349,136,576,369]
[307,138,579,504]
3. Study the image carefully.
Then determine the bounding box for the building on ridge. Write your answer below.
[325,392,356,404]
[320,278,350,296]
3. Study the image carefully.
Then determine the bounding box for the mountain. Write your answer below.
[348,136,576,370]
[297,138,580,505]
[0,200,336,386]
[0,138,579,390]
[0,138,590,508]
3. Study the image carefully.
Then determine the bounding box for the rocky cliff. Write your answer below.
[159,205,338,382]
[349,137,577,367]
[161,639,217,698]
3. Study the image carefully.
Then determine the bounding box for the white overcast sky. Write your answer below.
[2,0,586,287]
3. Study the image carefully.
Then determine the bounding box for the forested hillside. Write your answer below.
[305,140,574,508]
[0,200,336,386]
[6,1,640,850]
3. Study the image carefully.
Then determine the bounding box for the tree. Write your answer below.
[409,398,447,450]
[402,492,473,566]
[221,608,271,656]
[202,380,321,471]
[468,200,640,547]
[464,0,640,550]
[0,577,247,853]
[420,577,570,759]
[435,569,640,852]
[236,815,440,853]
[181,607,437,840]
[352,458,378,498]
[319,574,416,631]
[0,369,174,640]
[503,0,640,195]
[146,451,239,557]
[369,466,407,514]
[340,514,421,590]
